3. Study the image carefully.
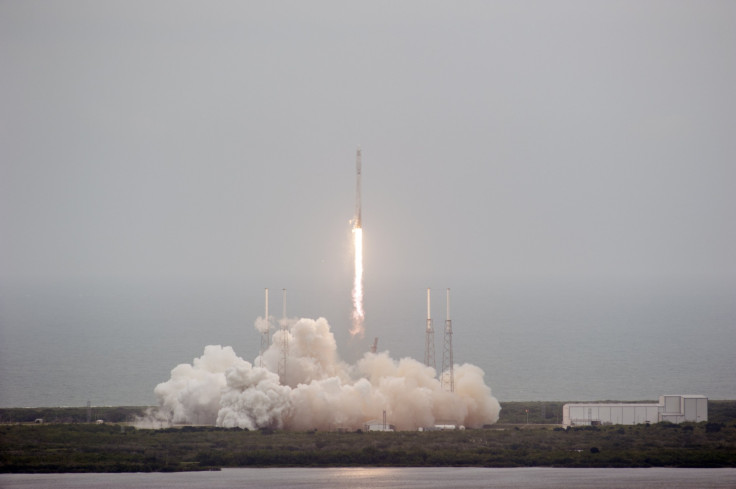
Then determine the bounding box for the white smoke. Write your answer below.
[217,362,292,430]
[141,317,500,431]
[254,316,271,334]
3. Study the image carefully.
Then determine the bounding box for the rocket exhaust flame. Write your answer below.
[351,226,364,337]
[136,147,501,431]
[351,148,365,337]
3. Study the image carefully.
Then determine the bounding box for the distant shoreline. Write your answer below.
[1,401,734,472]
[2,400,735,425]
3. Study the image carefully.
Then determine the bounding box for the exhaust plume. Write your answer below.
[142,316,500,431]
[350,147,365,337]
[350,226,365,337]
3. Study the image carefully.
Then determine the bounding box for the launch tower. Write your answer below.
[278,288,288,383]
[259,288,270,367]
[424,288,435,370]
[441,288,454,392]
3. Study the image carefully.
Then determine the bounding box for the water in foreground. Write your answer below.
[2,467,736,489]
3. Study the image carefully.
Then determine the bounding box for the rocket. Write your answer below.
[355,147,362,229]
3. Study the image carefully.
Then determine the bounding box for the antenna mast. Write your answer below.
[424,288,435,370]
[441,288,454,392]
[259,288,270,367]
[278,288,289,384]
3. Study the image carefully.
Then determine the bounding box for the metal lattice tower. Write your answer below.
[441,288,454,392]
[278,288,288,384]
[259,288,270,367]
[424,288,435,370]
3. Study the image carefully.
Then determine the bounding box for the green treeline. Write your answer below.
[5,400,736,425]
[1,401,735,472]
[0,406,147,425]
[2,420,735,472]
[2,401,735,425]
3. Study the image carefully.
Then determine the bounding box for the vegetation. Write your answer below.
[496,401,568,425]
[1,401,734,472]
[0,406,148,425]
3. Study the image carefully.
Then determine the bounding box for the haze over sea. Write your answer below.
[1,276,733,408]
[2,2,734,411]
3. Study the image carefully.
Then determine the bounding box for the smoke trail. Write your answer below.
[141,316,501,431]
[350,226,365,337]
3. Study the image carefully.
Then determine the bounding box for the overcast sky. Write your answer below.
[2,1,735,292]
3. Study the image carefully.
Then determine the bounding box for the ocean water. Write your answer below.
[2,467,736,489]
[0,278,734,407]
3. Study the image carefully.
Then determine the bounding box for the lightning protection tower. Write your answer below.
[259,288,270,367]
[278,288,289,384]
[441,288,454,392]
[424,288,435,371]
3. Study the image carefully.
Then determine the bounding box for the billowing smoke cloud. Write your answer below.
[142,317,500,430]
[253,316,271,334]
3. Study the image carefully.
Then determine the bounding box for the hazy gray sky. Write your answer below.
[2,0,735,289]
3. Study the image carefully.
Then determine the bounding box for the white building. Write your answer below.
[659,395,708,424]
[364,420,395,432]
[418,424,465,431]
[562,395,707,427]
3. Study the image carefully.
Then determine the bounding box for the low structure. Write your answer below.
[418,424,466,431]
[364,420,395,432]
[658,395,708,423]
[364,410,395,432]
[562,395,707,427]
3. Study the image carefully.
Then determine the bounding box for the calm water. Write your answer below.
[0,278,734,407]
[2,467,736,489]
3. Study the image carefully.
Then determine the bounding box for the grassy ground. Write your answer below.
[1,401,734,472]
